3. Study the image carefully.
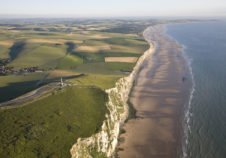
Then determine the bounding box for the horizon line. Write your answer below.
[0,14,225,20]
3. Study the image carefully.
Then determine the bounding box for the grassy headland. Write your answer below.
[0,86,107,158]
[0,19,154,158]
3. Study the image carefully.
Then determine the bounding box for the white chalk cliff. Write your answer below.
[70,26,155,158]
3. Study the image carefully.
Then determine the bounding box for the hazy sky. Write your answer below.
[0,0,226,17]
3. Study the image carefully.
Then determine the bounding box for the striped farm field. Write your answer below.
[104,57,138,63]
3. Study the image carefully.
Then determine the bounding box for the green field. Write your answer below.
[0,86,107,158]
[0,19,150,157]
[0,21,149,100]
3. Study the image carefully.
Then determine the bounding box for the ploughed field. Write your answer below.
[0,20,149,158]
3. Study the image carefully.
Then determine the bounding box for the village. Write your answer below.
[0,58,43,75]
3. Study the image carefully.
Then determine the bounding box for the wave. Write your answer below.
[181,44,195,158]
[164,25,195,158]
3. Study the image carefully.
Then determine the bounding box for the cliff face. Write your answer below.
[70,27,155,158]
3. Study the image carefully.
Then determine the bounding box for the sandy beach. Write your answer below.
[117,26,191,158]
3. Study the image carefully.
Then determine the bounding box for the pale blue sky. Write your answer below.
[0,0,226,17]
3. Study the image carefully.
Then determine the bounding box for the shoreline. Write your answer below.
[117,25,192,158]
[70,27,156,158]
[164,27,195,158]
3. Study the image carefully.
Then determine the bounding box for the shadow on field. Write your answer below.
[0,74,85,103]
[9,41,26,61]
[65,42,87,63]
[65,42,76,55]
[0,80,39,103]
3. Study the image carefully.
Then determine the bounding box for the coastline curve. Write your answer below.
[70,26,156,158]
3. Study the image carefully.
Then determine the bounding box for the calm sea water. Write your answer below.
[167,21,226,158]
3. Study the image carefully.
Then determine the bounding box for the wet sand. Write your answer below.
[117,26,191,158]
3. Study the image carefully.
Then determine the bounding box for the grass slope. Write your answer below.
[69,74,123,90]
[0,86,107,158]
[0,20,150,158]
[9,45,67,68]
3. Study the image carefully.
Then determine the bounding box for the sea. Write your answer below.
[166,20,226,158]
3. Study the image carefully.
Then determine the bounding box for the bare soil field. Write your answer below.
[105,57,138,63]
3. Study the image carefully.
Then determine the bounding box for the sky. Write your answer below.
[0,0,226,18]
